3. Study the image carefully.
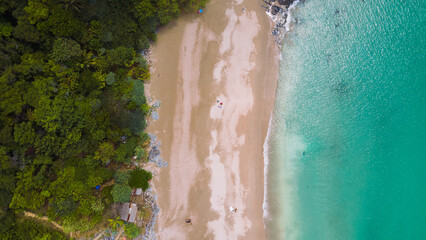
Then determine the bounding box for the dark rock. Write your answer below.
[271,5,281,15]
[278,0,295,8]
[148,146,160,159]
[152,100,161,108]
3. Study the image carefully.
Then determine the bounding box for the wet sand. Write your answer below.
[146,0,279,239]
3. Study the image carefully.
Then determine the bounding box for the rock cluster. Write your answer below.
[140,189,160,240]
[130,188,159,240]
[150,100,160,121]
[147,134,168,167]
[262,0,299,45]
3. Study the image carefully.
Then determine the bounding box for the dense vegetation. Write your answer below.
[3,217,68,240]
[0,0,206,238]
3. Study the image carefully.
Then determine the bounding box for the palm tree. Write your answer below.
[107,217,124,231]
[60,0,84,12]
[78,50,98,69]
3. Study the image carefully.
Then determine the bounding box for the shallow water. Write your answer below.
[265,0,426,239]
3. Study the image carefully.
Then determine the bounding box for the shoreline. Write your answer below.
[260,0,300,236]
[262,113,274,223]
[145,0,281,238]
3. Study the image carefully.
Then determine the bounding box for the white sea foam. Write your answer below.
[284,1,299,32]
[262,0,301,228]
[262,112,274,222]
[264,0,300,44]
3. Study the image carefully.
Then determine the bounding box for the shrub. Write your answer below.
[140,103,150,116]
[91,199,104,213]
[63,217,94,233]
[140,132,150,145]
[1,218,68,239]
[115,137,138,163]
[134,146,146,160]
[130,79,146,106]
[111,184,131,203]
[138,36,150,50]
[114,170,130,185]
[124,223,141,239]
[97,168,114,182]
[128,168,152,191]
[101,185,113,201]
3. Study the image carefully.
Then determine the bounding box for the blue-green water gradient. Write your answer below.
[266,0,426,239]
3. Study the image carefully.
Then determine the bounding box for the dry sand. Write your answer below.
[146,0,279,239]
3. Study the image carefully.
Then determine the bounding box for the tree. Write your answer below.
[0,0,189,235]
[81,21,103,50]
[24,0,49,24]
[129,79,147,106]
[0,21,13,37]
[12,19,41,43]
[128,168,152,191]
[105,72,116,85]
[37,6,84,38]
[51,38,83,63]
[134,146,146,160]
[124,223,141,239]
[1,219,68,239]
[60,0,84,12]
[131,0,156,25]
[0,210,15,236]
[177,0,209,12]
[106,46,135,67]
[94,142,115,164]
[10,166,48,210]
[157,0,180,25]
[62,216,94,233]
[111,184,131,203]
[108,217,123,231]
[14,122,37,145]
[114,138,138,163]
[90,199,104,213]
[0,146,12,169]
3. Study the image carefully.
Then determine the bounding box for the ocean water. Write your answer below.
[265,0,426,239]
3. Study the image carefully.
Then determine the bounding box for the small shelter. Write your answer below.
[120,203,138,223]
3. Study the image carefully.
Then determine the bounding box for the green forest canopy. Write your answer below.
[0,0,207,238]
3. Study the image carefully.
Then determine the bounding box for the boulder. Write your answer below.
[271,5,281,15]
[278,0,295,7]
[148,146,160,160]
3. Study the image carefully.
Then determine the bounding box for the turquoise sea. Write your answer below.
[265,0,426,239]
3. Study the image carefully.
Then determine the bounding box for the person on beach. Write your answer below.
[185,219,192,224]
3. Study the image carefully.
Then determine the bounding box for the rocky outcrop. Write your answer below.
[139,189,159,240]
[278,0,295,8]
[262,0,299,45]
[147,134,168,168]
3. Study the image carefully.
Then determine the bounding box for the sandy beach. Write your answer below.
[146,0,279,239]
